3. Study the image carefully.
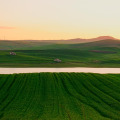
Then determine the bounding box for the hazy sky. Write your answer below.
[0,0,120,40]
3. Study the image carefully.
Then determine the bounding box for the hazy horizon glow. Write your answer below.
[0,0,120,40]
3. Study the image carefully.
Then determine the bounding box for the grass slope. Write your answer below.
[1,48,120,67]
[1,40,120,67]
[0,73,120,120]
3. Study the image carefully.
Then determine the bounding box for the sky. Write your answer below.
[0,0,120,40]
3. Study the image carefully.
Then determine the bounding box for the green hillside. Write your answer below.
[0,39,120,50]
[1,48,120,67]
[0,40,55,50]
[0,73,120,120]
[1,40,120,67]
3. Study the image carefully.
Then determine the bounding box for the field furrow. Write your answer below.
[0,73,120,120]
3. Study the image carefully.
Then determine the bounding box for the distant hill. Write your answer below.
[67,36,118,43]
[64,39,120,51]
[0,36,119,50]
[24,36,119,44]
[0,36,118,44]
[76,39,120,47]
[89,36,118,41]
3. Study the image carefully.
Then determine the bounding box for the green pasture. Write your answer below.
[1,40,120,67]
[1,48,120,67]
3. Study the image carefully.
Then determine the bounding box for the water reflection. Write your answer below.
[0,68,120,74]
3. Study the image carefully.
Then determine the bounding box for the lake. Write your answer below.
[0,68,120,74]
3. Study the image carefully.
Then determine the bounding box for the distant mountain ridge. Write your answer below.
[90,36,118,40]
[0,36,119,50]
[68,36,118,43]
[0,36,118,42]
[0,36,119,45]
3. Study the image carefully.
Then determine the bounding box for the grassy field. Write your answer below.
[0,73,120,120]
[1,40,120,67]
[1,48,120,67]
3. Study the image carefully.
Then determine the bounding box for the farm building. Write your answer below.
[10,52,16,55]
[54,58,62,62]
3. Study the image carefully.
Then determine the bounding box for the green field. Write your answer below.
[1,48,120,67]
[0,73,120,120]
[1,40,120,67]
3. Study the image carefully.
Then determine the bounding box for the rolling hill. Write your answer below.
[0,36,119,50]
[69,39,120,50]
[1,37,120,67]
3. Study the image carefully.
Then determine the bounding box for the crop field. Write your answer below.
[0,73,120,120]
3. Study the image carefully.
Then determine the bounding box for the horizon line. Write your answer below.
[0,36,119,41]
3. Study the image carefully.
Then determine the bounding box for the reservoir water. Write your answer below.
[0,68,120,74]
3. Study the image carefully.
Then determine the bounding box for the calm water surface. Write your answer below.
[0,68,120,74]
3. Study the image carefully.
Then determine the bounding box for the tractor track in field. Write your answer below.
[0,75,10,91]
[60,104,72,120]
[0,75,22,119]
[0,75,16,108]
